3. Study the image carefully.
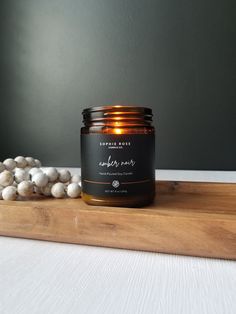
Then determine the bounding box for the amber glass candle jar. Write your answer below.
[81,105,155,207]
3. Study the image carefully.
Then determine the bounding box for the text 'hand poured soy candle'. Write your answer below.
[81,105,155,207]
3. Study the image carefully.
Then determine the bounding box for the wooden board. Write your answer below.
[0,181,236,260]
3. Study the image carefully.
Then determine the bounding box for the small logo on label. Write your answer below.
[112,180,120,188]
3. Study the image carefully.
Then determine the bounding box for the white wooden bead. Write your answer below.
[58,169,71,183]
[43,168,58,182]
[2,186,17,201]
[32,172,48,187]
[25,157,36,167]
[67,183,81,198]
[34,159,42,168]
[24,167,31,173]
[71,174,81,184]
[51,182,65,198]
[14,156,27,168]
[29,167,42,178]
[0,170,14,187]
[3,158,16,171]
[14,168,21,173]
[41,183,54,196]
[14,169,30,183]
[0,162,5,173]
[17,181,34,197]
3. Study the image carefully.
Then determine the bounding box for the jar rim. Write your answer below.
[82,105,152,116]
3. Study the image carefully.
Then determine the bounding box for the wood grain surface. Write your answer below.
[0,181,236,259]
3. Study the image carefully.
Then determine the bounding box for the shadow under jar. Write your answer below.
[81,105,155,207]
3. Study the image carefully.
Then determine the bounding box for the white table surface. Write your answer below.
[0,170,236,314]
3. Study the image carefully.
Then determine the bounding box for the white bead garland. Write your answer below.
[43,167,58,182]
[58,169,71,183]
[34,159,42,168]
[0,170,14,187]
[25,157,36,167]
[2,186,17,201]
[14,156,27,168]
[32,172,48,187]
[41,182,54,196]
[0,157,81,201]
[3,158,17,171]
[29,167,42,178]
[71,174,81,183]
[17,181,34,197]
[67,183,81,198]
[14,168,30,183]
[51,182,66,198]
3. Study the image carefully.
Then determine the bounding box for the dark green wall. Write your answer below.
[0,0,235,169]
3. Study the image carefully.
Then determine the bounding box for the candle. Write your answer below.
[81,105,155,207]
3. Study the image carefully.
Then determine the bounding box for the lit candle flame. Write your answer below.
[114,128,122,134]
